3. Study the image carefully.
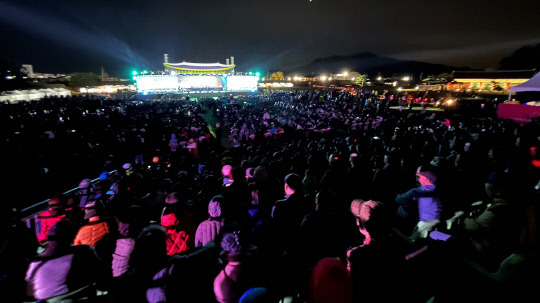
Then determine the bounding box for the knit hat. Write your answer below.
[79,178,92,189]
[222,164,233,177]
[208,195,223,218]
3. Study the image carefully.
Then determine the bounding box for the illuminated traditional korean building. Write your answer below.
[447,70,536,93]
[163,55,236,75]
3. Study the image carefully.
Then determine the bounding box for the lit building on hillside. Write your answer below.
[447,70,536,93]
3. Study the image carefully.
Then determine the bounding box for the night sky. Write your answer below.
[2,0,540,77]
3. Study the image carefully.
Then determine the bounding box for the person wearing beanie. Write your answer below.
[36,195,66,243]
[195,195,225,247]
[214,232,246,303]
[160,193,197,255]
[73,201,111,248]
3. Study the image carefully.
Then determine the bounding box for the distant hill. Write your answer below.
[287,52,470,77]
[500,43,540,71]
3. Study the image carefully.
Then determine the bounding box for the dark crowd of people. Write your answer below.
[1,89,540,303]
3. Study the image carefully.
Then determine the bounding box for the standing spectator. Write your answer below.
[195,195,225,247]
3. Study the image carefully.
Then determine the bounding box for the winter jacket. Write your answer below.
[73,217,110,248]
[25,245,100,300]
[112,238,136,277]
[195,219,223,248]
[36,210,66,243]
[161,213,192,255]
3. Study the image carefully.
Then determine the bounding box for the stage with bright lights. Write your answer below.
[133,74,260,95]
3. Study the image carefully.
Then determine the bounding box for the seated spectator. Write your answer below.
[195,195,225,247]
[112,205,145,278]
[123,225,169,303]
[36,194,66,243]
[73,201,111,248]
[395,164,442,238]
[300,190,358,268]
[25,220,101,301]
[160,193,197,255]
[463,171,528,270]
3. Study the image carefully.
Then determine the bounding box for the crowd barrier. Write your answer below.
[19,170,117,235]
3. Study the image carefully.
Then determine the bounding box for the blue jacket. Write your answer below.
[396,185,441,221]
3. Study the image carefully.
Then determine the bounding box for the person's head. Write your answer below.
[132,225,167,267]
[284,173,302,195]
[416,164,437,186]
[116,205,145,238]
[208,195,224,218]
[350,199,385,243]
[252,166,269,183]
[308,257,353,303]
[83,201,100,220]
[222,165,233,178]
[221,232,243,260]
[47,194,63,216]
[231,166,245,182]
[78,178,93,193]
